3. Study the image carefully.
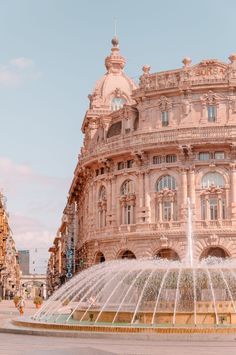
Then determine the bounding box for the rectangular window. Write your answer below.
[199,152,210,161]
[161,111,169,127]
[163,201,171,221]
[207,105,217,122]
[127,160,133,168]
[117,162,125,170]
[100,167,104,175]
[214,152,225,160]
[153,156,162,164]
[166,154,177,163]
[126,205,132,224]
[210,198,218,220]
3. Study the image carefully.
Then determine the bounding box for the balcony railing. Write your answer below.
[80,125,234,163]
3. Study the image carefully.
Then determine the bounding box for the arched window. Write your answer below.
[120,180,135,225]
[95,252,105,264]
[156,248,180,261]
[118,250,136,259]
[111,97,126,111]
[201,172,225,189]
[155,176,177,222]
[200,247,228,260]
[201,172,226,221]
[98,186,107,228]
[156,175,176,191]
[120,180,134,195]
[99,186,106,200]
[107,121,122,138]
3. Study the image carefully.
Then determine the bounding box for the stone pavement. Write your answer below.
[0,301,236,354]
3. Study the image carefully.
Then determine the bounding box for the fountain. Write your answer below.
[14,200,236,333]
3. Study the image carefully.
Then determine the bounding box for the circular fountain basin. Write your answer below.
[16,259,236,333]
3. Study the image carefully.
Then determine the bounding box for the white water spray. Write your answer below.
[186,197,194,267]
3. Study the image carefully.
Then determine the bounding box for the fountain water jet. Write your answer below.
[17,200,236,332]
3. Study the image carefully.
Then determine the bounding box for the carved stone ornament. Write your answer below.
[182,98,191,116]
[131,150,148,166]
[120,236,127,247]
[157,188,176,201]
[201,90,221,106]
[160,235,168,248]
[208,234,219,245]
[158,96,172,111]
[229,96,236,113]
[200,185,223,195]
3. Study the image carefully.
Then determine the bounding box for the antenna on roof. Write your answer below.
[114,17,117,37]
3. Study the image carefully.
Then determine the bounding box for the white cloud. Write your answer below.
[0,157,70,267]
[0,57,40,88]
[0,66,21,87]
[10,57,34,69]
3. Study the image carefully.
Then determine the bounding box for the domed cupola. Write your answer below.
[85,37,137,118]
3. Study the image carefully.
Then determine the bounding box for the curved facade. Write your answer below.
[48,39,236,290]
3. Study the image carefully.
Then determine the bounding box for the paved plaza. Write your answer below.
[0,301,236,354]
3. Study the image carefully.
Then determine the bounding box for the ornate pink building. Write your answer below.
[48,38,236,289]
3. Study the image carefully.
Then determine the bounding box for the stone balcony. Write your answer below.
[84,219,233,244]
[80,125,235,163]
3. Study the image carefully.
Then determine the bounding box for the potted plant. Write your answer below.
[33,296,43,309]
[13,295,20,308]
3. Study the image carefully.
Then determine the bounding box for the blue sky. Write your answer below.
[0,0,236,272]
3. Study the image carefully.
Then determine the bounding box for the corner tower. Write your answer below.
[82,37,137,148]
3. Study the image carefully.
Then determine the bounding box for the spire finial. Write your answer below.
[111,18,119,48]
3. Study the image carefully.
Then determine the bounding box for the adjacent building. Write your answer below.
[0,193,20,298]
[18,250,30,275]
[47,37,236,291]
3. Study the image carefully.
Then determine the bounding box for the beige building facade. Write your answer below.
[0,193,20,298]
[48,39,236,289]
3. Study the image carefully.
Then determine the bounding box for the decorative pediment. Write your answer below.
[200,90,224,106]
[158,96,172,111]
[201,185,223,195]
[156,188,176,200]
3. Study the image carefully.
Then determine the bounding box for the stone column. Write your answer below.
[144,170,150,222]
[159,200,163,222]
[104,203,107,227]
[130,205,134,225]
[105,178,112,224]
[88,184,93,230]
[170,199,174,221]
[181,169,188,220]
[231,165,236,220]
[137,172,145,223]
[205,196,210,221]
[188,169,195,205]
[111,177,117,226]
[93,182,97,228]
[121,200,126,225]
[218,195,222,220]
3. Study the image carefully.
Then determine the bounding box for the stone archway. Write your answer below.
[118,250,136,259]
[200,246,229,260]
[94,251,105,263]
[155,248,180,261]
